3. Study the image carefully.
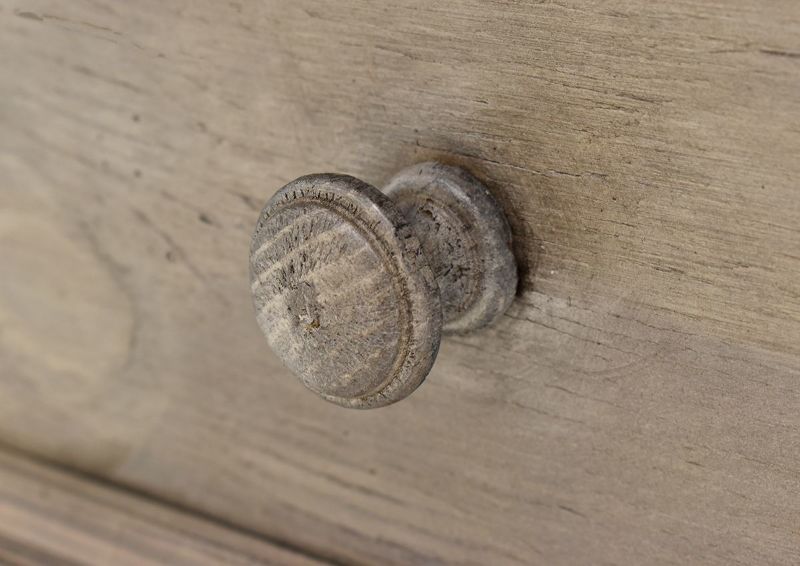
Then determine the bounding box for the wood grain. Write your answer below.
[1,1,799,564]
[0,447,328,566]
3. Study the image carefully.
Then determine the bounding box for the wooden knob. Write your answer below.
[250,162,517,408]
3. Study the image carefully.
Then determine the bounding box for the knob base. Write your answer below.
[384,162,517,334]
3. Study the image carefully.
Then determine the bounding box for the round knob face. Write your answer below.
[250,174,442,408]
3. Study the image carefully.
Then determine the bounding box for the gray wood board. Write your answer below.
[1,1,799,564]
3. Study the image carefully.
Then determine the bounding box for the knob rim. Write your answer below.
[250,174,442,409]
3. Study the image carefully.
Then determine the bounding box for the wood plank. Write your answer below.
[0,448,329,566]
[1,1,799,564]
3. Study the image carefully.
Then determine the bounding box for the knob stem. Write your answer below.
[384,162,517,334]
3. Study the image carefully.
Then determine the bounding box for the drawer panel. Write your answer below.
[2,1,799,564]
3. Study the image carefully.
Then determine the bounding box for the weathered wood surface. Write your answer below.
[1,1,799,564]
[0,447,328,565]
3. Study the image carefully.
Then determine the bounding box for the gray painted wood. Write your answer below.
[1,1,799,564]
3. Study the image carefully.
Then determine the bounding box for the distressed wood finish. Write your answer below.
[2,1,800,565]
[0,447,328,566]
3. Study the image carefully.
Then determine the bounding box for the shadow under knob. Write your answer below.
[250,162,516,408]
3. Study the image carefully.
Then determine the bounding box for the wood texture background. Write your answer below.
[1,1,799,564]
[0,447,327,565]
